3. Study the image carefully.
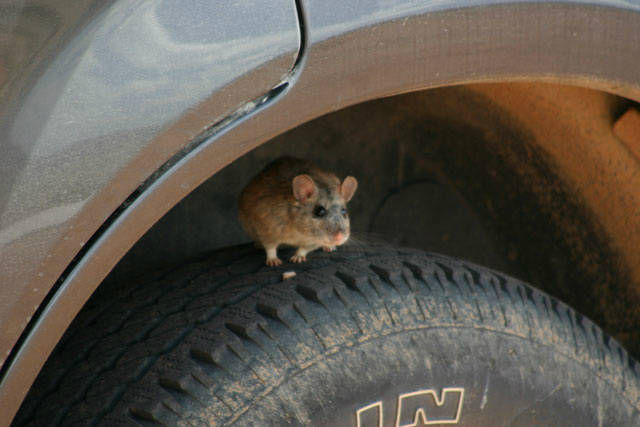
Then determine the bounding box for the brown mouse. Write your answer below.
[239,156,358,266]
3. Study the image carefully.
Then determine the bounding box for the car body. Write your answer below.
[2,0,640,423]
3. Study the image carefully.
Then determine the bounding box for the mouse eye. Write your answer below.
[341,208,348,216]
[314,205,327,218]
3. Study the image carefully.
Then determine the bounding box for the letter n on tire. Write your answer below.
[395,387,464,426]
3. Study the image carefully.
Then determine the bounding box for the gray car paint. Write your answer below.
[0,0,299,370]
[2,0,640,423]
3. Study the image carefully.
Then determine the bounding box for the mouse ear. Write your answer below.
[292,174,317,203]
[340,176,358,202]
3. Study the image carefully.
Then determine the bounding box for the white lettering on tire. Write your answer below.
[356,401,383,427]
[356,387,464,427]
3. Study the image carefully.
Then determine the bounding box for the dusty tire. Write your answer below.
[14,244,640,426]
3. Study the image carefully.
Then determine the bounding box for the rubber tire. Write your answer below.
[14,244,640,426]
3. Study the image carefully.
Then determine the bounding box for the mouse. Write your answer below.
[238,156,358,266]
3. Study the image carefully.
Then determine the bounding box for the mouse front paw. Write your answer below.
[266,257,282,266]
[289,254,307,263]
[322,245,336,252]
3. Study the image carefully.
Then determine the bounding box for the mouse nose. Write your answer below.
[333,231,345,244]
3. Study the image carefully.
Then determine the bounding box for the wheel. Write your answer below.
[14,244,640,426]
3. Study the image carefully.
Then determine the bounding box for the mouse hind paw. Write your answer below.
[266,257,282,266]
[264,246,282,266]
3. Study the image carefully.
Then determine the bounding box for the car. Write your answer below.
[2,0,640,425]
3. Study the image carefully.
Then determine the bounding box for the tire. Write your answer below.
[14,244,640,426]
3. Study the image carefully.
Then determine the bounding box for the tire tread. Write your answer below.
[14,244,640,425]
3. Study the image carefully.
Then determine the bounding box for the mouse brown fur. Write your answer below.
[238,156,358,266]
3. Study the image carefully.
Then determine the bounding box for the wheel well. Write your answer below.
[106,82,640,356]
